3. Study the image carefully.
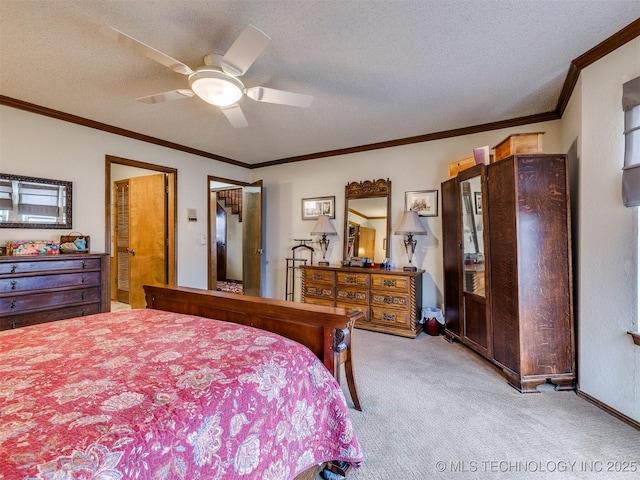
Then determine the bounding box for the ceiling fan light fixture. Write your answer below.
[189,68,244,107]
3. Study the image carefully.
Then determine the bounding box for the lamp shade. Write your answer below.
[395,210,427,235]
[311,214,337,235]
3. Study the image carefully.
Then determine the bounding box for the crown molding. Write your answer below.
[556,17,640,117]
[0,95,249,169]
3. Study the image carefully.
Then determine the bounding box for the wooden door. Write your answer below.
[487,158,520,373]
[357,226,376,258]
[242,181,263,297]
[129,174,167,308]
[114,180,130,303]
[216,202,227,281]
[441,177,462,339]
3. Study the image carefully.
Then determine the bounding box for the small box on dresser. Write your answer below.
[0,253,109,330]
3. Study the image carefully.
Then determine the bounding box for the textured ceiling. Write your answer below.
[1,1,639,166]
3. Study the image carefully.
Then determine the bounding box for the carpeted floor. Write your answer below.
[216,281,244,294]
[335,328,639,480]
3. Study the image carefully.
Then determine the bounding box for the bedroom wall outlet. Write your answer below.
[187,208,197,222]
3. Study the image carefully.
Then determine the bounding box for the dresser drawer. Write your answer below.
[304,269,335,284]
[336,302,370,322]
[304,297,335,307]
[371,291,410,309]
[371,306,411,326]
[336,286,369,305]
[0,287,100,314]
[0,257,101,275]
[336,272,370,287]
[0,303,101,330]
[0,271,101,293]
[303,284,335,302]
[371,274,410,293]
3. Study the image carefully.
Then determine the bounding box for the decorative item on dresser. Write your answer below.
[441,153,574,393]
[394,210,427,271]
[311,214,337,265]
[343,178,391,264]
[0,253,109,330]
[300,264,424,338]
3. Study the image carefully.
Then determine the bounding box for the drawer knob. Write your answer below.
[10,280,17,290]
[11,321,17,329]
[312,274,323,280]
[383,296,392,304]
[81,308,87,316]
[81,276,86,284]
[383,279,396,287]
[10,264,17,274]
[81,291,86,300]
[10,300,17,310]
[81,260,87,269]
[345,276,357,283]
[382,313,396,322]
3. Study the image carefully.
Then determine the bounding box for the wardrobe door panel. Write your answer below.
[487,159,520,374]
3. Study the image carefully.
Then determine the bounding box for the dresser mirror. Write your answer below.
[343,178,391,264]
[460,172,485,296]
[0,173,72,229]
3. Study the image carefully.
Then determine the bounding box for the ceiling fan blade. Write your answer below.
[220,25,271,77]
[136,89,195,104]
[220,103,249,128]
[100,26,193,75]
[245,86,313,108]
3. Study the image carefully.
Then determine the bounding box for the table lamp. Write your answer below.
[311,214,337,265]
[395,210,427,271]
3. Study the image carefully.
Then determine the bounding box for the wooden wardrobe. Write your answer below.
[442,154,575,392]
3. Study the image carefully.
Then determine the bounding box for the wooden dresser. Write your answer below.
[300,265,423,338]
[0,253,109,330]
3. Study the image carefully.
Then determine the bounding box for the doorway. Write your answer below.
[105,156,177,309]
[207,176,263,297]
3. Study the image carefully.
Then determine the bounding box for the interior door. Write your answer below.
[129,174,167,308]
[216,202,227,281]
[242,181,263,297]
[357,226,376,258]
[114,180,130,303]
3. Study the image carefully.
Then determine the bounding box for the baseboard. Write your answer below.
[576,389,640,431]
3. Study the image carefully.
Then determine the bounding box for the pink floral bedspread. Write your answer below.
[0,309,362,479]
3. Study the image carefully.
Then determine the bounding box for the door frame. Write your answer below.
[105,155,177,298]
[207,175,262,294]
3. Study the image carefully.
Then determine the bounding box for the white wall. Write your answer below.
[563,37,639,422]
[0,106,250,288]
[252,121,563,310]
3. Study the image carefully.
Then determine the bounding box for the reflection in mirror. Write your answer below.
[0,174,72,229]
[461,174,485,296]
[343,179,391,264]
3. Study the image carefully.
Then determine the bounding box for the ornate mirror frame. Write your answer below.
[0,173,72,229]
[343,178,392,262]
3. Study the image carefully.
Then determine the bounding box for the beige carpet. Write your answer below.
[336,329,639,480]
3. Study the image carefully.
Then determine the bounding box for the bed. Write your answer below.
[0,285,364,479]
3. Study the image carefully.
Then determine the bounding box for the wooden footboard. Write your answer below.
[144,284,363,377]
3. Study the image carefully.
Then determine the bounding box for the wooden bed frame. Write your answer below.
[144,285,363,479]
[144,284,363,409]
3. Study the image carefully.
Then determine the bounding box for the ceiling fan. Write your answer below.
[100,24,313,128]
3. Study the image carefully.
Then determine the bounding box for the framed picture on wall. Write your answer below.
[301,196,335,220]
[405,190,438,217]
